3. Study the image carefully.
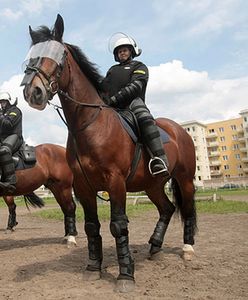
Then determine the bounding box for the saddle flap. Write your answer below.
[21,144,36,162]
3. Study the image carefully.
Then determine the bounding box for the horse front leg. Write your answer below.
[109,183,135,293]
[75,187,103,281]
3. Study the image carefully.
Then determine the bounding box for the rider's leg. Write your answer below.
[0,145,16,191]
[129,98,169,176]
[0,134,21,192]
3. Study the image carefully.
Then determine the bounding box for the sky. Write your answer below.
[0,0,248,146]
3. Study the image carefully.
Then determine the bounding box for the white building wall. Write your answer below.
[181,121,211,187]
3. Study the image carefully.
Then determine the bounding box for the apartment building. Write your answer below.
[180,109,248,187]
[181,120,211,187]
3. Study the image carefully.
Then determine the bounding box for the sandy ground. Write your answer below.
[0,201,247,300]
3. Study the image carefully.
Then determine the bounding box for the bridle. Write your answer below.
[22,41,110,202]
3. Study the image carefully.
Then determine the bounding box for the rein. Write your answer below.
[49,99,110,203]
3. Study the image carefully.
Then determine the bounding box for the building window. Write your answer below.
[223,155,228,160]
[192,126,195,132]
[219,127,224,132]
[198,176,201,181]
[232,135,238,140]
[209,129,215,133]
[222,146,227,151]
[244,117,247,122]
[230,125,237,130]
[224,165,229,170]
[220,136,225,142]
[235,154,241,160]
[197,166,200,171]
[233,144,239,150]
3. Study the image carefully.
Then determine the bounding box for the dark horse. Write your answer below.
[21,15,197,292]
[0,143,77,246]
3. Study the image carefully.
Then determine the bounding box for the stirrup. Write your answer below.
[148,157,169,176]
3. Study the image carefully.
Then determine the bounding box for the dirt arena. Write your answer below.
[0,202,247,300]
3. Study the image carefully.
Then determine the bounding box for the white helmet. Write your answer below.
[0,92,17,105]
[109,32,142,62]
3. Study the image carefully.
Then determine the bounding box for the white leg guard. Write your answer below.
[182,244,194,261]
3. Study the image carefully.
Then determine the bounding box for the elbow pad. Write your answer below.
[115,80,143,106]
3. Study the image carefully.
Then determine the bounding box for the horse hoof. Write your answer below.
[63,235,77,247]
[182,244,194,261]
[5,228,14,234]
[82,270,101,281]
[114,279,135,293]
[149,249,164,261]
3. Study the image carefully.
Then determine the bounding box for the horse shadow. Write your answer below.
[10,240,183,284]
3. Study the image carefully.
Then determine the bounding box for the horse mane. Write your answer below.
[65,43,104,93]
[30,26,104,93]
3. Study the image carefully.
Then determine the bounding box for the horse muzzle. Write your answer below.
[23,84,48,111]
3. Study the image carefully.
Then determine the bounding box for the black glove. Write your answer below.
[103,95,118,107]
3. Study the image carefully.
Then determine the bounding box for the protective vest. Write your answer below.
[102,60,149,102]
[0,105,23,140]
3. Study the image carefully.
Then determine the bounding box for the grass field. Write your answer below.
[1,189,248,221]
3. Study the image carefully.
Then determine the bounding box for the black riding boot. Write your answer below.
[0,147,16,193]
[142,119,170,176]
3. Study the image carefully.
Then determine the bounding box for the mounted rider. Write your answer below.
[0,92,23,192]
[101,33,169,176]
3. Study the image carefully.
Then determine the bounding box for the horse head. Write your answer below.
[21,14,67,110]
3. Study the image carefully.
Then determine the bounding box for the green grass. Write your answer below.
[32,202,156,221]
[30,199,248,221]
[196,199,248,214]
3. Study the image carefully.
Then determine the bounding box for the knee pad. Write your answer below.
[85,221,100,237]
[0,145,11,155]
[110,219,128,238]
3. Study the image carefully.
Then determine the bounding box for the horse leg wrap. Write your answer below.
[149,208,175,248]
[64,216,78,236]
[184,216,196,245]
[7,204,17,230]
[85,221,103,271]
[110,215,134,280]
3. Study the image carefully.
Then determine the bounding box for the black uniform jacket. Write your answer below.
[0,105,23,140]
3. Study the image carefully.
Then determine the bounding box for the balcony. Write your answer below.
[206,132,218,138]
[208,151,220,157]
[241,157,248,162]
[238,136,245,142]
[240,147,248,153]
[237,127,244,133]
[243,167,248,173]
[210,170,222,176]
[209,160,221,166]
[207,141,219,147]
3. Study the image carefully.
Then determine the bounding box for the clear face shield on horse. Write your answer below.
[21,40,66,110]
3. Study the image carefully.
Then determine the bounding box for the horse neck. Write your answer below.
[58,54,103,131]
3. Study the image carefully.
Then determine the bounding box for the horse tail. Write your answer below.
[23,192,45,209]
[171,178,197,232]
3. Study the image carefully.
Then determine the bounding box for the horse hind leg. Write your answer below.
[171,177,197,260]
[5,197,18,233]
[49,186,78,247]
[146,184,175,257]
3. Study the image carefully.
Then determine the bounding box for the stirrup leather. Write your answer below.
[148,156,168,176]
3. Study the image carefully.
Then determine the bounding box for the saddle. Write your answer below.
[12,143,36,170]
[117,109,170,181]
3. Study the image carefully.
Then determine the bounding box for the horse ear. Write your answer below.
[29,25,35,42]
[53,14,64,41]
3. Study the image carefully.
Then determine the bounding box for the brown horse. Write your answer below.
[0,143,77,246]
[21,15,197,292]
